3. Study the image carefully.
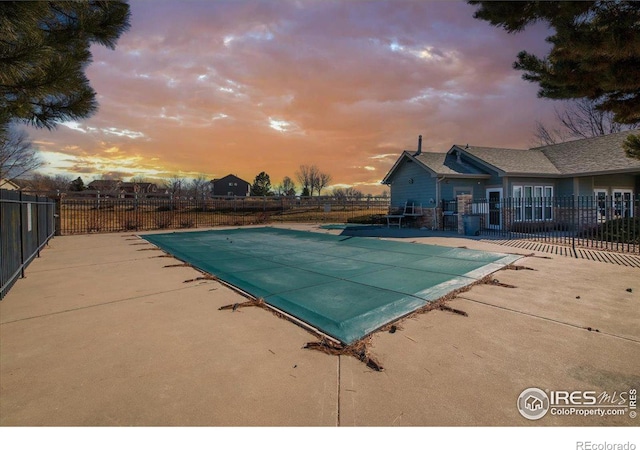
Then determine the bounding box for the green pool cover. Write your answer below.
[143,227,520,344]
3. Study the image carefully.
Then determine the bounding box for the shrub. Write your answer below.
[179,218,194,228]
[253,212,271,224]
[122,218,139,231]
[347,214,385,225]
[155,214,172,229]
[510,221,571,233]
[86,218,101,233]
[579,217,640,244]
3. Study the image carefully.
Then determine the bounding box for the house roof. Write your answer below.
[88,180,121,190]
[0,178,21,190]
[537,130,640,175]
[414,152,490,177]
[382,131,640,183]
[120,182,157,189]
[211,174,249,184]
[455,145,561,175]
[381,151,490,184]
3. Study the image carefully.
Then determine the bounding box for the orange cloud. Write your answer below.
[26,0,559,194]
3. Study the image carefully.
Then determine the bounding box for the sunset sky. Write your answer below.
[27,0,562,194]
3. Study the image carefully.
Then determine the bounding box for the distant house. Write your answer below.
[87,179,122,194]
[382,131,640,229]
[86,180,159,197]
[211,174,250,197]
[0,178,20,190]
[119,182,158,197]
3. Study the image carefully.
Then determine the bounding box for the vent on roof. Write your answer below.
[414,135,422,156]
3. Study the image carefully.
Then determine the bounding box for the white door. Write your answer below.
[594,189,608,222]
[486,188,503,229]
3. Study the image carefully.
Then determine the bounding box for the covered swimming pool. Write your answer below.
[142,227,520,344]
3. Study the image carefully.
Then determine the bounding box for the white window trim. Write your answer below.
[512,185,554,221]
[613,188,634,218]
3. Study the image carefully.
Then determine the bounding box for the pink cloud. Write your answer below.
[27,0,560,193]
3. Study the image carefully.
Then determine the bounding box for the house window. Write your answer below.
[513,186,523,221]
[513,185,554,221]
[544,187,553,219]
[594,189,608,221]
[613,189,634,218]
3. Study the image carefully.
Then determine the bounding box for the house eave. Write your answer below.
[504,168,640,178]
[432,173,491,179]
[502,172,563,178]
[449,145,506,176]
[564,168,640,177]
[381,151,438,184]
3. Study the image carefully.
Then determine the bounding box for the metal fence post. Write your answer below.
[571,195,577,257]
[18,191,26,278]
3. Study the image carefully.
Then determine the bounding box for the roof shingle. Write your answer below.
[460,145,561,175]
[537,130,640,175]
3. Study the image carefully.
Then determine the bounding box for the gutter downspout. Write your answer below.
[435,176,445,230]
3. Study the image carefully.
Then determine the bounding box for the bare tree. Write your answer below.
[534,98,639,146]
[276,176,296,196]
[188,174,209,199]
[0,126,42,185]
[130,175,152,183]
[164,175,185,197]
[296,164,331,196]
[296,165,317,196]
[332,186,363,199]
[25,173,72,192]
[313,171,332,196]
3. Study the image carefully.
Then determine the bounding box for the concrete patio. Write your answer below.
[1,225,638,426]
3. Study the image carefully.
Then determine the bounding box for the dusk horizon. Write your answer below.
[24,0,560,194]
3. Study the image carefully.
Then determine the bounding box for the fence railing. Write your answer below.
[57,194,391,235]
[464,195,639,253]
[1,189,56,300]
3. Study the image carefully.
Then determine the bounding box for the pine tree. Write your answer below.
[470,1,640,123]
[251,172,272,196]
[0,1,131,135]
[70,176,85,191]
[469,1,640,157]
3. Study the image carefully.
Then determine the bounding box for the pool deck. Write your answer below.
[1,224,638,426]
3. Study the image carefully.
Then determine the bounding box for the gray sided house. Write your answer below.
[382,131,640,230]
[211,174,250,197]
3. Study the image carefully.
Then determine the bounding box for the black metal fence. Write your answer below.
[1,189,56,300]
[57,193,391,235]
[464,195,640,253]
